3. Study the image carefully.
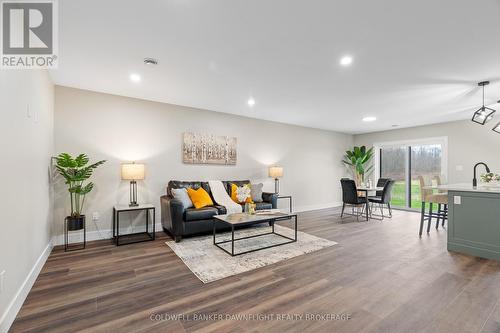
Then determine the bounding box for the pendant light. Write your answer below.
[471,81,495,125]
[493,122,500,133]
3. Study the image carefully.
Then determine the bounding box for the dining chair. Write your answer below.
[375,178,390,197]
[369,177,390,216]
[340,178,368,221]
[368,179,395,219]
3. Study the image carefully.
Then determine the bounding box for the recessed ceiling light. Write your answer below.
[130,73,141,82]
[247,98,255,107]
[143,58,158,65]
[340,56,353,66]
[362,116,376,122]
[391,124,399,127]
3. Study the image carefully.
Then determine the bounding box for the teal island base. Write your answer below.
[448,189,500,262]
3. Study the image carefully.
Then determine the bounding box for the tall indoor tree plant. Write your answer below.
[56,153,106,230]
[342,146,374,185]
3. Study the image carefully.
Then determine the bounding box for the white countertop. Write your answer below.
[425,183,500,194]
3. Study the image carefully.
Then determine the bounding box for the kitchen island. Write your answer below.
[437,183,500,261]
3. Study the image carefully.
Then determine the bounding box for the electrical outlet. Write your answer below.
[0,270,5,293]
[92,212,99,221]
[454,196,461,205]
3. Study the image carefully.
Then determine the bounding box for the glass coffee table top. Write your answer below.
[214,209,294,225]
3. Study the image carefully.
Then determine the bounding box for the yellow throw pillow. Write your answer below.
[231,183,253,204]
[187,187,214,209]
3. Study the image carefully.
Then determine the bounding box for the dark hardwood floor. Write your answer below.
[10,208,500,333]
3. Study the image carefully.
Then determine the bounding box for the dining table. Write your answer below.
[356,186,385,220]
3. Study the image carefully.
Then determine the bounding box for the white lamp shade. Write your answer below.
[269,166,283,178]
[121,163,145,180]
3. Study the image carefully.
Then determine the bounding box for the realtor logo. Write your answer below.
[1,0,58,68]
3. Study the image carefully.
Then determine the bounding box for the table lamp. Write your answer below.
[269,166,283,194]
[121,162,145,206]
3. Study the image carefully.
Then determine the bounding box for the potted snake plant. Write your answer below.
[55,153,106,230]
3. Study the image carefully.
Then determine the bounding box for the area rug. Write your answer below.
[165,225,337,283]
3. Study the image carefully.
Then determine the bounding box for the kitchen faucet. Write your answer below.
[473,162,490,188]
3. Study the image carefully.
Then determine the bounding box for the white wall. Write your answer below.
[0,70,54,331]
[354,120,500,184]
[54,86,353,240]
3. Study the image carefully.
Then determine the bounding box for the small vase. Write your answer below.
[249,203,256,215]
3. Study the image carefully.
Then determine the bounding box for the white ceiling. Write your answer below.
[50,0,500,134]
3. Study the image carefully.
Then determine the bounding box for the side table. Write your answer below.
[277,195,293,213]
[113,204,155,246]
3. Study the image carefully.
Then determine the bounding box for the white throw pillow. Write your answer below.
[171,188,193,209]
[250,183,264,202]
[235,185,251,203]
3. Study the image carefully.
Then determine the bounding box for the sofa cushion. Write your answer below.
[166,181,215,203]
[167,181,204,196]
[255,202,273,210]
[184,206,219,222]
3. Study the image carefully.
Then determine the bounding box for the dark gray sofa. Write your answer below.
[161,180,278,242]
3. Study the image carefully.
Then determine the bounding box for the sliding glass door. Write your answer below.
[410,144,442,209]
[380,147,408,208]
[376,138,447,211]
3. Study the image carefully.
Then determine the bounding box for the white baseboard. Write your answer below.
[51,202,344,246]
[51,223,164,246]
[0,241,53,333]
[51,203,343,246]
[293,202,343,213]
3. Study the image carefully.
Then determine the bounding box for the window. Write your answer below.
[374,137,447,210]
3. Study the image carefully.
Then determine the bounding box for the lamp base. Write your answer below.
[129,180,139,207]
[274,178,280,194]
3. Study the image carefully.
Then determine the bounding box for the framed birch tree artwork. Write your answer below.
[182,132,237,165]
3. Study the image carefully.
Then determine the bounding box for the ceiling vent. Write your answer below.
[143,58,158,66]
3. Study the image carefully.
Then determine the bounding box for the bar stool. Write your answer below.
[418,176,448,236]
[432,175,448,228]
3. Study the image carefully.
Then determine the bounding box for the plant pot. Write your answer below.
[66,215,85,231]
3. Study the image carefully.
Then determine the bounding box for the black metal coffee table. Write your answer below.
[213,210,298,256]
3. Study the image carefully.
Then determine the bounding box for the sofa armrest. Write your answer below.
[262,192,278,209]
[160,195,185,238]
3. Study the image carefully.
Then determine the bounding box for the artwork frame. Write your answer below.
[182,132,237,165]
